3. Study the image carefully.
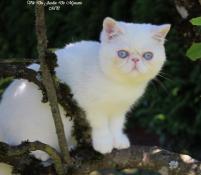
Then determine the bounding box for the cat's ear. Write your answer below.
[152,24,171,42]
[102,17,123,41]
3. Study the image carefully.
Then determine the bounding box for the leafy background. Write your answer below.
[0,0,201,174]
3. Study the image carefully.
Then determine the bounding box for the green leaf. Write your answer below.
[186,42,201,61]
[154,114,166,121]
[48,48,58,52]
[190,17,201,26]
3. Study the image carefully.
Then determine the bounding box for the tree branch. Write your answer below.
[0,59,39,64]
[72,145,201,175]
[0,141,64,175]
[1,142,200,175]
[35,0,71,167]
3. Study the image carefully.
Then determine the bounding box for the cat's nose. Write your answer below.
[131,58,139,63]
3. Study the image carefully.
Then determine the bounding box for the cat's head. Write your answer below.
[99,17,170,84]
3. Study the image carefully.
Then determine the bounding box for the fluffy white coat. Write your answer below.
[0,17,170,174]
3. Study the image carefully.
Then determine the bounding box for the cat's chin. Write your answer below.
[129,67,141,75]
[125,72,155,84]
[124,68,143,79]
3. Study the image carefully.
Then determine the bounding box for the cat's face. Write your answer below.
[99,17,170,84]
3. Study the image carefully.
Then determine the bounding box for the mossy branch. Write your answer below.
[72,145,201,175]
[35,0,71,167]
[0,141,64,175]
[1,142,200,175]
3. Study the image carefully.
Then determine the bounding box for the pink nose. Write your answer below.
[131,58,139,63]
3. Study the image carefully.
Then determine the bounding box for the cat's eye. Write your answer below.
[117,50,129,59]
[143,52,153,60]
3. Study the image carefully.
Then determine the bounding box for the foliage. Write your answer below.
[0,0,201,169]
[186,17,201,61]
[186,42,201,60]
[190,17,201,26]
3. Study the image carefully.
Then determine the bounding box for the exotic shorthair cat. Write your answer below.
[0,17,170,173]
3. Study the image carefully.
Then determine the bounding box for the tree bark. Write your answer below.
[35,0,71,168]
[0,141,64,175]
[1,142,201,175]
[72,145,201,175]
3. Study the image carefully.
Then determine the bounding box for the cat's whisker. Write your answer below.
[153,77,169,93]
[149,80,167,95]
[159,71,172,78]
[148,62,172,82]
[145,62,169,93]
[155,67,171,77]
[157,73,172,82]
[158,71,168,75]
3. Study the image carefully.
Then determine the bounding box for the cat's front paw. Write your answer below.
[93,137,113,154]
[113,133,130,150]
[92,132,113,154]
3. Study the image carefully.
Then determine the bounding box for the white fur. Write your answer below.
[0,18,170,174]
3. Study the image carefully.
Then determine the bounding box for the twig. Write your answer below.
[35,0,71,168]
[0,141,64,175]
[0,59,39,64]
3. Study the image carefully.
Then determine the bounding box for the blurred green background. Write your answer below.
[0,0,201,174]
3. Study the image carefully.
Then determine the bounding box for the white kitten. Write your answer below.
[0,17,170,173]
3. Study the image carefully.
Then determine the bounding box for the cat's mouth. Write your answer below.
[131,64,139,72]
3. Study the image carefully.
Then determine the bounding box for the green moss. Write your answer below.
[0,77,12,100]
